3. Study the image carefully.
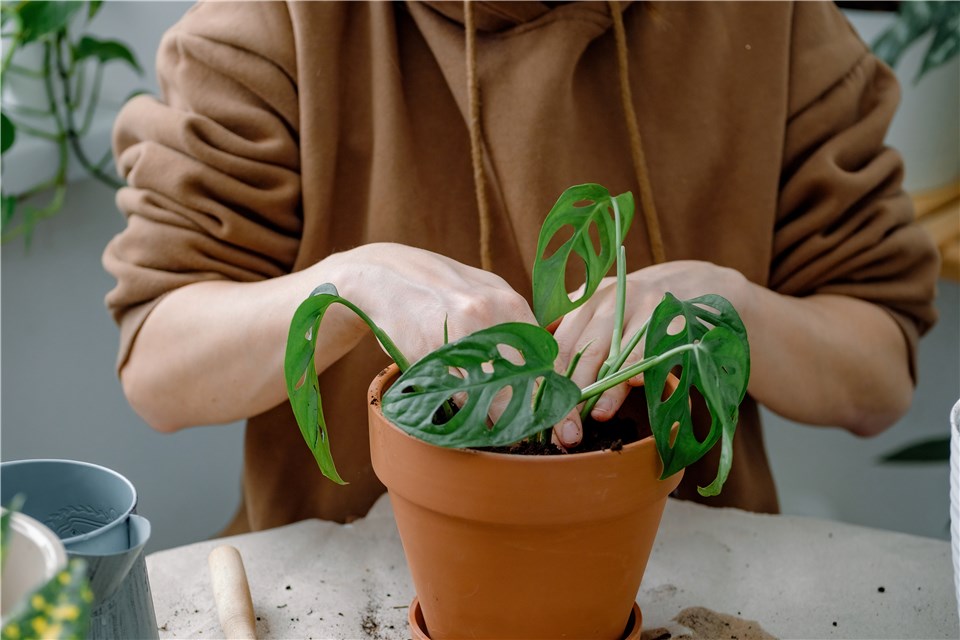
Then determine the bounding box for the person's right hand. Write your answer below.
[318,242,583,447]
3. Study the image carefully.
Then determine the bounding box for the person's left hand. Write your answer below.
[552,260,755,421]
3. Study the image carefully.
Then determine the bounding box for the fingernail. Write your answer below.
[560,420,581,445]
[594,399,612,416]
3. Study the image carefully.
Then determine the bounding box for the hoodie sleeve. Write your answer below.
[770,1,940,381]
[102,1,302,370]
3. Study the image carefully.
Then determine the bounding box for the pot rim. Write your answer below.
[368,363,671,465]
[0,458,138,548]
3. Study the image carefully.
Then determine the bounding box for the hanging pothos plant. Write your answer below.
[285,183,751,496]
[0,0,142,245]
[871,0,960,83]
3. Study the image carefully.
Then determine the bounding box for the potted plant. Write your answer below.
[285,183,750,639]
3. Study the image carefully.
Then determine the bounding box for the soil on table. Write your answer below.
[640,607,777,640]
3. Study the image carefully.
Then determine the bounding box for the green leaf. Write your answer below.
[643,293,750,496]
[73,36,142,74]
[382,322,581,447]
[1,558,93,640]
[1,111,15,154]
[2,194,17,231]
[880,436,949,463]
[87,0,103,21]
[284,284,352,484]
[916,5,960,81]
[285,283,410,483]
[532,183,634,328]
[871,0,938,68]
[15,1,83,44]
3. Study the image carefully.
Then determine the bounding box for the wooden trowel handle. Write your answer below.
[208,545,257,640]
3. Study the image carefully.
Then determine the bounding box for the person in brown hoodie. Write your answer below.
[103,1,940,534]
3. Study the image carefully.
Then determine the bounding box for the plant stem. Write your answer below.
[5,103,54,117]
[335,298,410,372]
[580,320,649,419]
[578,342,695,403]
[5,115,58,140]
[6,63,44,78]
[579,196,631,420]
[79,63,104,135]
[0,35,20,77]
[54,33,122,190]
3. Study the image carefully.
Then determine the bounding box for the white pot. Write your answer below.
[843,9,960,193]
[951,399,960,623]
[0,509,68,624]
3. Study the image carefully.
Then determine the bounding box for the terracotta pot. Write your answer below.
[408,598,643,640]
[369,364,682,639]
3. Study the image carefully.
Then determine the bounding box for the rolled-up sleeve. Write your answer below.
[103,1,303,370]
[770,1,940,382]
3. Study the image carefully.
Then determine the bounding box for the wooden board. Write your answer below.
[913,181,960,282]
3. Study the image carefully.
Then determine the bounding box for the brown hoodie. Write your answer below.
[104,1,940,531]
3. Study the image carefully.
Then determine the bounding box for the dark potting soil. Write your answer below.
[477,413,653,456]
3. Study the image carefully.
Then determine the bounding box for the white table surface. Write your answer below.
[146,494,958,639]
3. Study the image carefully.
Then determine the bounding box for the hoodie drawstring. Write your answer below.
[608,0,666,264]
[464,0,494,272]
[464,0,667,272]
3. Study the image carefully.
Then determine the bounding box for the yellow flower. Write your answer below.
[30,618,48,636]
[57,572,70,586]
[51,604,80,622]
[30,595,46,610]
[39,622,62,640]
[2,624,22,639]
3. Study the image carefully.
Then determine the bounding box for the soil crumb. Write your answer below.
[641,606,777,640]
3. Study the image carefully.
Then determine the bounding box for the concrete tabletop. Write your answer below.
[146,495,958,639]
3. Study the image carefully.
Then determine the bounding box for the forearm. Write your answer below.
[120,253,364,432]
[743,286,913,436]
[120,242,542,433]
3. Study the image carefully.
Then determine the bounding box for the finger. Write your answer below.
[544,318,562,334]
[486,388,510,429]
[553,408,582,449]
[589,382,631,422]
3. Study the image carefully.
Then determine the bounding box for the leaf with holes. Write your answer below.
[642,293,749,496]
[532,183,634,328]
[382,323,580,447]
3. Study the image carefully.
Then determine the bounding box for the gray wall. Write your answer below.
[2,3,958,552]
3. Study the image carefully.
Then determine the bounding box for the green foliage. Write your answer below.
[1,501,92,640]
[73,36,142,73]
[382,323,581,447]
[285,284,411,484]
[872,1,960,83]
[0,0,142,244]
[1,559,93,640]
[285,183,750,496]
[1,112,15,154]
[13,1,83,44]
[532,184,634,328]
[642,294,749,496]
[880,436,949,463]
